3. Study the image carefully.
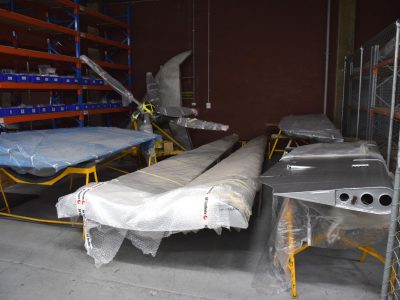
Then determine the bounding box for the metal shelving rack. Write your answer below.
[341,20,400,299]
[342,22,400,171]
[0,0,132,126]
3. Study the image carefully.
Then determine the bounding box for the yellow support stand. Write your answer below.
[268,130,304,160]
[0,165,98,226]
[285,199,386,298]
[268,130,293,159]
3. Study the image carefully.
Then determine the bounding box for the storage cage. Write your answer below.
[343,20,400,300]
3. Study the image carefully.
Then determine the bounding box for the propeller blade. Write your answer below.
[174,118,229,131]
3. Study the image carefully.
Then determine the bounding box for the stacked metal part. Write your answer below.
[57,135,266,266]
[257,141,392,293]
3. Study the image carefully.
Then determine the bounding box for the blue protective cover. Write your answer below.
[0,127,159,176]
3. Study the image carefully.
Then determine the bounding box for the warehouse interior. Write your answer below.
[0,0,400,299]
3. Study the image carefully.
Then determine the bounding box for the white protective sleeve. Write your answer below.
[56,135,266,265]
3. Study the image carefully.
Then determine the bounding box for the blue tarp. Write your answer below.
[0,127,159,176]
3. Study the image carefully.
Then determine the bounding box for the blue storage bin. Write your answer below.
[49,76,61,83]
[3,107,20,116]
[35,105,51,114]
[0,74,17,82]
[32,75,44,83]
[62,76,74,84]
[16,74,32,83]
[42,76,52,83]
[87,103,97,109]
[65,104,80,111]
[110,102,122,108]
[94,79,104,85]
[18,107,33,115]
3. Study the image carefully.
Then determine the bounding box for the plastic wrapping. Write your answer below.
[282,140,381,160]
[279,114,344,142]
[80,55,140,107]
[56,135,266,266]
[157,107,197,118]
[175,117,229,131]
[0,127,159,176]
[253,197,389,294]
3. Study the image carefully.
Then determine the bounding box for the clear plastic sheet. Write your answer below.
[56,135,266,266]
[157,107,197,118]
[282,140,381,160]
[0,127,159,176]
[80,55,140,107]
[175,117,229,131]
[253,197,390,295]
[279,114,344,142]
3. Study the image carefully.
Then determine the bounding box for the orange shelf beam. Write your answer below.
[0,46,127,70]
[82,85,113,91]
[55,0,75,9]
[371,107,400,120]
[93,60,129,71]
[0,8,77,36]
[87,107,130,115]
[0,107,129,125]
[80,32,129,50]
[0,45,78,63]
[78,4,129,29]
[54,0,128,29]
[0,111,81,124]
[0,82,112,91]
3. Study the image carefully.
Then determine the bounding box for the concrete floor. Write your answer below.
[0,166,385,300]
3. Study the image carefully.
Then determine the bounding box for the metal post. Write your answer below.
[381,21,400,299]
[323,0,331,115]
[386,22,400,170]
[74,0,83,127]
[127,4,132,89]
[206,0,211,109]
[347,60,354,136]
[356,47,364,138]
[191,0,196,106]
[340,56,347,130]
[368,45,379,140]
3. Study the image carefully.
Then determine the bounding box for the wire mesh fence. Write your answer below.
[341,20,400,300]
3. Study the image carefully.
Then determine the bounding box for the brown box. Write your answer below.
[163,141,174,154]
[0,173,15,189]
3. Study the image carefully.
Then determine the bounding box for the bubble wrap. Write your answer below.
[56,135,266,266]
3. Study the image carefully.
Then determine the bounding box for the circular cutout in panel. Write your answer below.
[361,193,374,205]
[379,194,392,206]
[339,193,349,201]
